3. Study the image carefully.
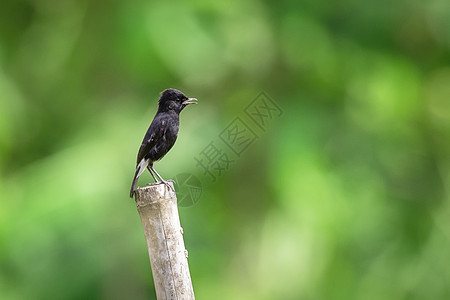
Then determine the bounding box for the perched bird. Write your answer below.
[130,88,197,198]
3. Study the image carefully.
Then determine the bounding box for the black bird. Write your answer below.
[130,88,197,198]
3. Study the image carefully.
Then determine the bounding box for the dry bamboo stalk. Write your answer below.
[135,183,195,300]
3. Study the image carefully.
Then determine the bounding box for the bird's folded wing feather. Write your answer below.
[136,122,164,165]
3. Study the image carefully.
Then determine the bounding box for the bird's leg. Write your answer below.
[150,166,175,192]
[150,166,165,182]
[146,165,158,183]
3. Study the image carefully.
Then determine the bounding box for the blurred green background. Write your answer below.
[1,0,450,299]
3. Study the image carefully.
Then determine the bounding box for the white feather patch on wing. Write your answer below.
[136,158,150,177]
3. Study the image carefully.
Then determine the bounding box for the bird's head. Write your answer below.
[158,88,197,113]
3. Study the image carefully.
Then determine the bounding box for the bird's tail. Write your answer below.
[130,158,150,198]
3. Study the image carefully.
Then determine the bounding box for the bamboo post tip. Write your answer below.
[135,182,176,205]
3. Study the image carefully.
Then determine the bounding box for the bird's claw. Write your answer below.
[145,180,175,192]
[161,180,175,192]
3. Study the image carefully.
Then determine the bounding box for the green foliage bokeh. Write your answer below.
[1,0,449,299]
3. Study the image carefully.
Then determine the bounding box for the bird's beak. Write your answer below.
[183,98,198,105]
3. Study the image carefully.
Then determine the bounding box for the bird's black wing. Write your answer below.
[136,117,165,165]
